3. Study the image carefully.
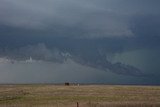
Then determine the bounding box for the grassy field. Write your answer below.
[0,84,160,107]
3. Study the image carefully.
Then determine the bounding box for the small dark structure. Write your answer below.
[77,102,79,107]
[65,82,70,86]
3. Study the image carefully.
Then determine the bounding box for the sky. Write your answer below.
[0,0,160,84]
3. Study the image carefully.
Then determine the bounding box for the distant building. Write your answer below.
[65,82,70,86]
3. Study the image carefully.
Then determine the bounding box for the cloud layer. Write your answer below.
[0,0,146,37]
[0,0,160,84]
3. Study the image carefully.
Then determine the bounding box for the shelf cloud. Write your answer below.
[0,0,160,84]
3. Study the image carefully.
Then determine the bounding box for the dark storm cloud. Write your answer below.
[0,0,160,83]
[0,0,160,38]
[125,14,160,50]
[0,36,151,77]
[0,0,134,37]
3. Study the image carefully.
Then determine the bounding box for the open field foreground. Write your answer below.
[0,85,160,107]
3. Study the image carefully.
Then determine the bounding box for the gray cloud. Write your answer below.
[0,43,147,77]
[0,58,153,84]
[0,0,159,38]
[0,0,160,84]
[0,0,144,37]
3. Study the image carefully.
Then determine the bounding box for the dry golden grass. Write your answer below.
[0,85,160,107]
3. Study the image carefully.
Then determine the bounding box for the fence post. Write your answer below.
[77,102,79,107]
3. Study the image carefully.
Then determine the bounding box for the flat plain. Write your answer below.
[0,84,160,107]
